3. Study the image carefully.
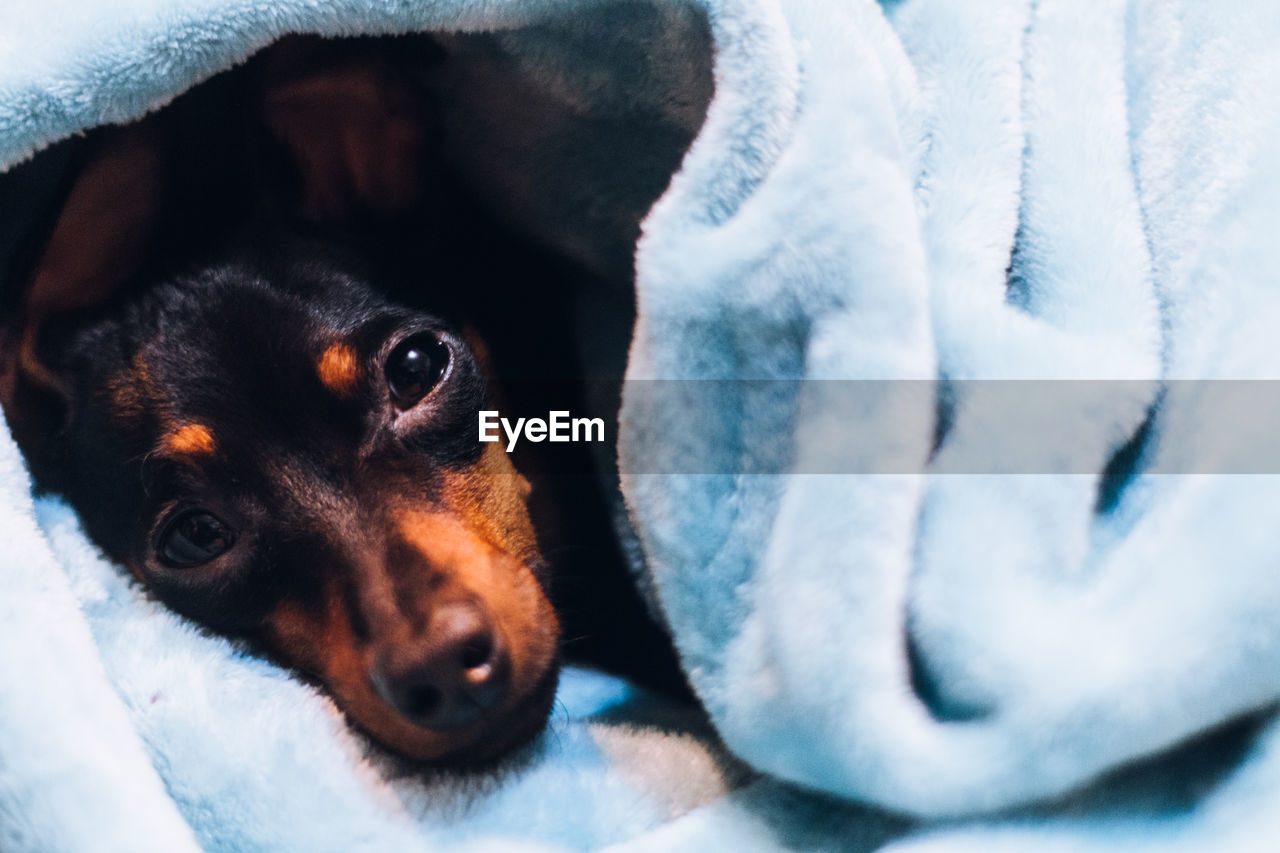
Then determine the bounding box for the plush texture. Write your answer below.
[624,0,1280,843]
[4,0,1280,851]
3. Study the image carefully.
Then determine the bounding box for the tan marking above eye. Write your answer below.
[318,342,361,397]
[164,423,216,456]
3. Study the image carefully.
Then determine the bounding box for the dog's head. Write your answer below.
[0,42,561,764]
[59,258,559,762]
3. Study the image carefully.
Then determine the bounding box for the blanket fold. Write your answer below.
[624,0,1280,832]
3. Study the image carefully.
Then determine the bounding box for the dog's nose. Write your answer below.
[371,603,509,731]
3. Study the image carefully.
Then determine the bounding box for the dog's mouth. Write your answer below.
[339,647,561,766]
[257,508,561,765]
[427,655,562,767]
[301,580,561,764]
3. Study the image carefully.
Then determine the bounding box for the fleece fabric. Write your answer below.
[3,0,1280,851]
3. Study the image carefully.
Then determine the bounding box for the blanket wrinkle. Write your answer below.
[625,0,1280,836]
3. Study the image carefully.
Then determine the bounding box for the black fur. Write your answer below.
[4,40,691,765]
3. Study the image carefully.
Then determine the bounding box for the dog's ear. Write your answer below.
[21,124,163,334]
[260,37,437,222]
[0,121,165,462]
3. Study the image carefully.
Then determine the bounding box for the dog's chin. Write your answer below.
[352,657,561,768]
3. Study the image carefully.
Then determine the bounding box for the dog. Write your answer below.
[0,37,678,766]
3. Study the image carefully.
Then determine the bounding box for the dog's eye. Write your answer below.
[156,510,237,568]
[385,333,449,409]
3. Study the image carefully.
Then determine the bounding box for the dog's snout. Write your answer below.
[371,602,510,731]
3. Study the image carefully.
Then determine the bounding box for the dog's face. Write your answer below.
[0,39,565,763]
[39,256,559,763]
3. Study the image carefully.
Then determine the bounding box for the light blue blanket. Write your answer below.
[5,1,1280,851]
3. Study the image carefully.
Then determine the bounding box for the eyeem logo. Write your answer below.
[479,410,605,452]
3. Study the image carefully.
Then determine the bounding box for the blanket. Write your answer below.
[5,0,1280,850]
[624,0,1280,845]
